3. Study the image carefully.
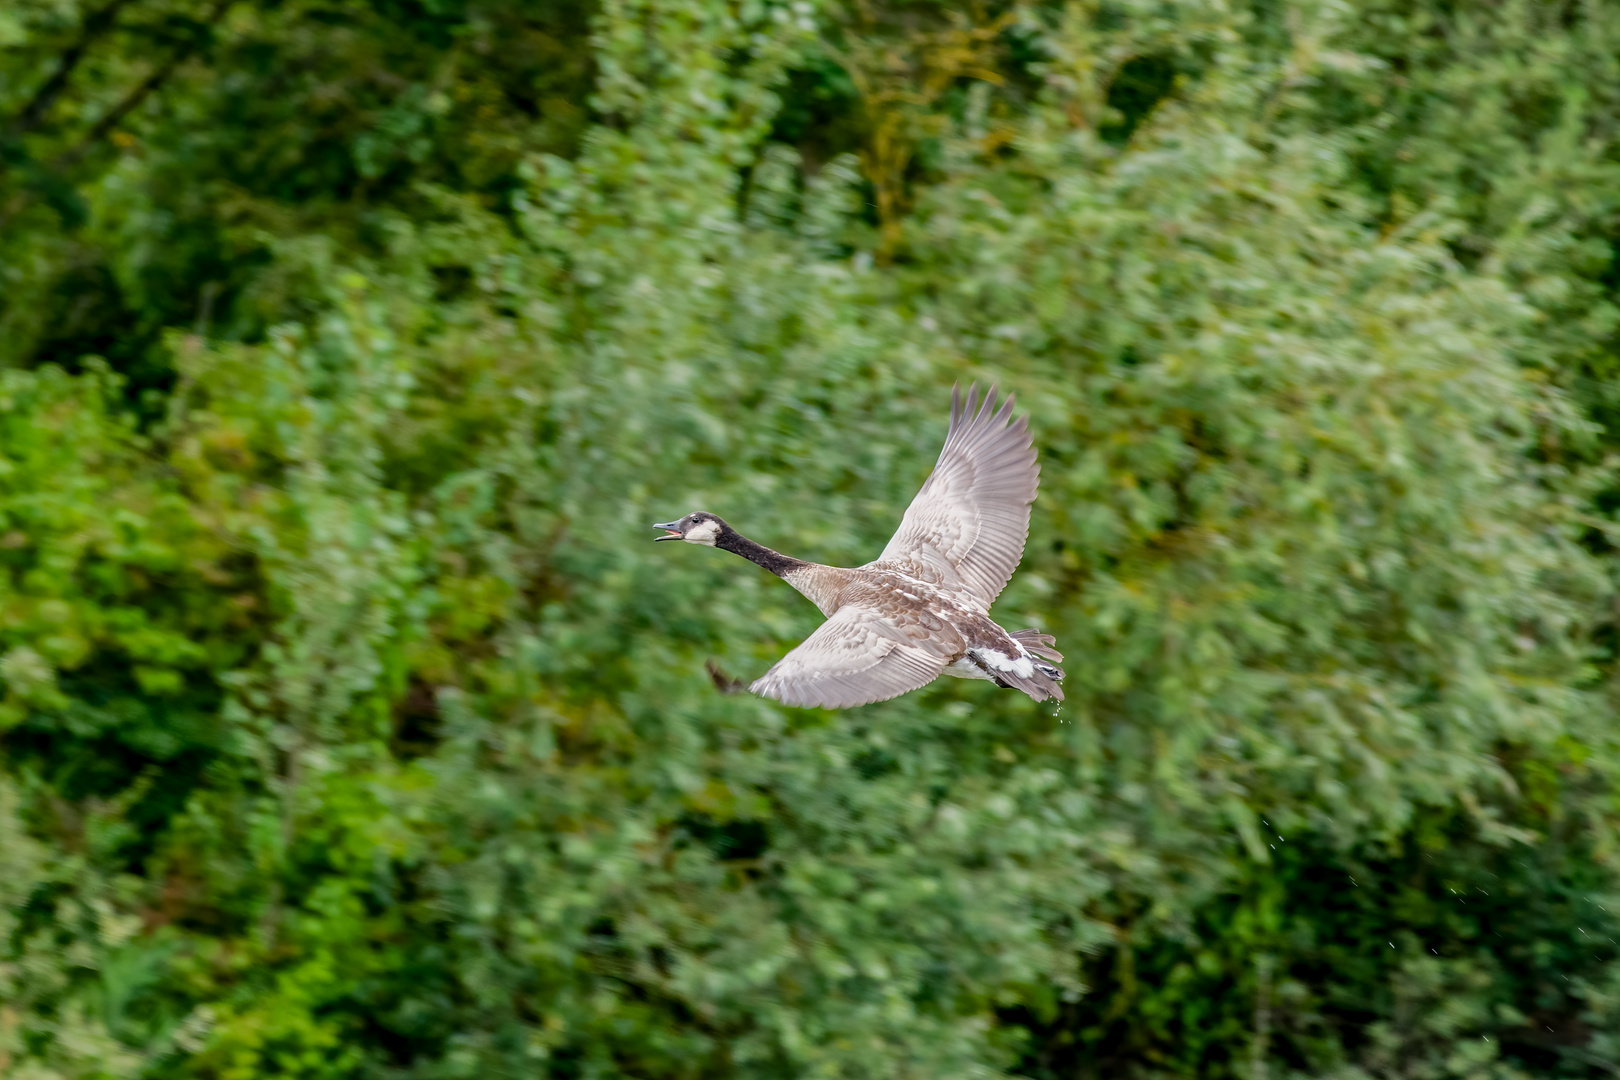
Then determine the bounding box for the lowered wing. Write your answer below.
[750,604,956,709]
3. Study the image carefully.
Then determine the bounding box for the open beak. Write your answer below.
[653,520,682,542]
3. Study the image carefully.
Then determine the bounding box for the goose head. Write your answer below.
[653,512,725,545]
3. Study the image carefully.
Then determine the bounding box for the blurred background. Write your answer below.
[2,0,1619,1076]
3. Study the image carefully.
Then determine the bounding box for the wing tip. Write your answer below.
[947,380,1024,436]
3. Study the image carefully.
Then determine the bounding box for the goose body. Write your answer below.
[655,384,1063,708]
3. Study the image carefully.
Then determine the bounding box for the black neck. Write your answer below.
[717,526,806,578]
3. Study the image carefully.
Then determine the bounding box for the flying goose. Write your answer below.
[655,384,1063,708]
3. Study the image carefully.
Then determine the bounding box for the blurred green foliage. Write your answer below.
[3,0,1620,1076]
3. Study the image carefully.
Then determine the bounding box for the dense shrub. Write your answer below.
[2,0,1620,1076]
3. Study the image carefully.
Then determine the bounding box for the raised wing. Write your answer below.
[877,383,1038,608]
[750,605,956,709]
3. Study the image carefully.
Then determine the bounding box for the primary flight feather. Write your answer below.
[654,383,1063,708]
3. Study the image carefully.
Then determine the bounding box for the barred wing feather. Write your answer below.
[749,605,955,709]
[876,384,1038,608]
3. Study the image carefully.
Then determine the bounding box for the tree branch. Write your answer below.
[53,0,234,172]
[0,0,233,229]
[4,0,136,140]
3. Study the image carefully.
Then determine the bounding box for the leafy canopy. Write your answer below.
[2,0,1620,1077]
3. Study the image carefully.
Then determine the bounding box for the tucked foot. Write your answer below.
[706,659,748,694]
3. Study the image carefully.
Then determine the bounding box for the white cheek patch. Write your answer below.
[685,519,721,546]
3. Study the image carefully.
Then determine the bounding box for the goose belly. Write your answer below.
[945,656,997,682]
[945,649,1036,682]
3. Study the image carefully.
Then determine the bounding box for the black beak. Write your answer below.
[653,520,682,542]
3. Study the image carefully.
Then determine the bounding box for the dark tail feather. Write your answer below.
[1011,628,1063,664]
[1008,629,1065,703]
